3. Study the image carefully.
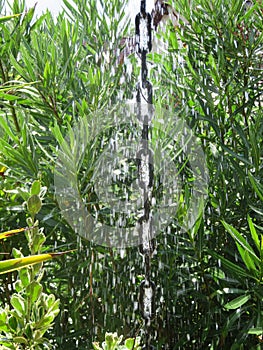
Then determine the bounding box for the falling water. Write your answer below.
[46,0,259,348]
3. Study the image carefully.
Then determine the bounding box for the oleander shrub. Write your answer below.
[0,0,262,349]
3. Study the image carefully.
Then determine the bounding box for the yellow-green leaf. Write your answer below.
[26,281,42,303]
[0,13,21,24]
[0,250,74,275]
[10,295,26,317]
[237,243,257,273]
[248,328,263,335]
[13,336,27,344]
[248,215,260,253]
[222,221,260,264]
[27,195,42,216]
[31,180,41,196]
[224,294,251,310]
[0,227,28,240]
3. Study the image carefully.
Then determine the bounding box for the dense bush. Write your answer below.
[0,0,262,349]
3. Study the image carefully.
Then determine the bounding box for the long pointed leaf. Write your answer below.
[236,243,257,273]
[222,221,260,264]
[210,251,256,280]
[0,251,74,275]
[248,215,260,253]
[248,173,263,201]
[224,294,251,310]
[0,227,31,240]
[0,13,21,24]
[248,328,263,335]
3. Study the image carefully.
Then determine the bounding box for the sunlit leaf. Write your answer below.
[224,294,251,310]
[248,328,263,335]
[248,173,263,201]
[10,294,26,317]
[210,251,255,280]
[0,227,30,240]
[222,221,260,264]
[0,13,21,24]
[236,243,257,273]
[0,250,74,275]
[27,194,42,216]
[248,215,260,253]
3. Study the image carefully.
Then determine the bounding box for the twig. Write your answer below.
[0,60,21,133]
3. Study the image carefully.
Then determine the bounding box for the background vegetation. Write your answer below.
[0,0,262,349]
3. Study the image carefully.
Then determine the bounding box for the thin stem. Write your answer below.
[38,90,61,123]
[0,59,21,133]
[0,59,7,82]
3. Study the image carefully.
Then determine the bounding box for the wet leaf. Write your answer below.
[248,215,260,253]
[31,180,41,196]
[0,227,28,240]
[10,294,26,317]
[236,243,257,273]
[210,251,256,280]
[248,328,263,335]
[125,338,136,349]
[27,195,42,216]
[224,294,251,310]
[92,342,103,350]
[0,250,74,275]
[26,281,43,303]
[222,221,260,264]
[0,13,21,24]
[13,336,27,344]
[248,173,263,201]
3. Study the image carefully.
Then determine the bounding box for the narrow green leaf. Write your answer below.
[43,61,51,88]
[248,173,263,201]
[236,243,257,273]
[248,328,263,335]
[9,54,31,81]
[13,336,27,344]
[249,124,260,173]
[0,250,74,275]
[92,343,103,350]
[224,294,251,310]
[249,206,263,216]
[0,227,29,240]
[0,117,19,142]
[222,288,247,294]
[0,13,21,23]
[63,32,70,64]
[210,251,255,280]
[222,221,260,264]
[51,122,68,148]
[248,215,260,253]
[221,145,252,166]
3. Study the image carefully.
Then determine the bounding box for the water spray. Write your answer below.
[135,1,156,348]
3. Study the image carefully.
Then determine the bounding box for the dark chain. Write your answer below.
[135,1,156,349]
[135,0,152,104]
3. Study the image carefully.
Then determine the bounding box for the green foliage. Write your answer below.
[0,182,61,349]
[0,0,262,349]
[150,0,263,347]
[0,181,72,275]
[92,332,141,350]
